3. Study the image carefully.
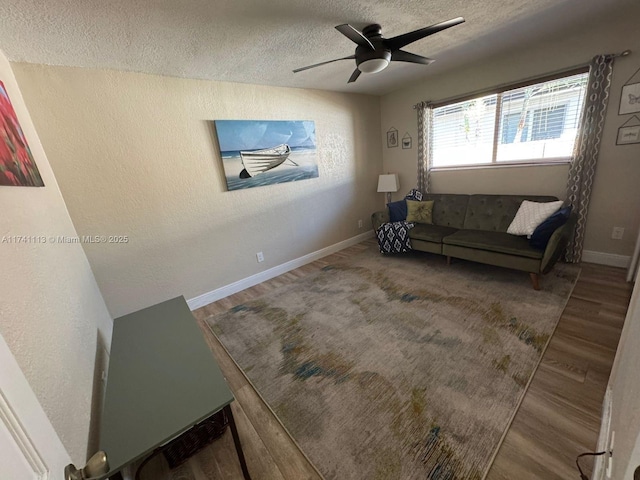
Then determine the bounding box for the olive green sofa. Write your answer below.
[371,194,576,290]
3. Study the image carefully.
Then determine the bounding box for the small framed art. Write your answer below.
[616,115,640,145]
[387,127,398,148]
[402,133,412,149]
[619,82,640,115]
[617,125,640,145]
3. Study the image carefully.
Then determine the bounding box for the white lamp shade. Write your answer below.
[377,174,399,193]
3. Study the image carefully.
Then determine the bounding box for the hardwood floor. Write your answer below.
[138,240,633,480]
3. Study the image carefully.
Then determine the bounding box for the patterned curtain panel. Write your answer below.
[565,55,614,263]
[416,101,433,193]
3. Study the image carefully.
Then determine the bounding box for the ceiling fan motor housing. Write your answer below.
[362,23,383,37]
[356,24,391,73]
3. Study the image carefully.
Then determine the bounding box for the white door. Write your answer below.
[0,332,70,480]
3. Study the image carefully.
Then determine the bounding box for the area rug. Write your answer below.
[205,245,579,479]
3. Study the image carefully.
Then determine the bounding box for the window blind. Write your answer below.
[430,71,589,168]
[496,72,588,162]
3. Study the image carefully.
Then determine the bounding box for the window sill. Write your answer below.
[431,159,571,172]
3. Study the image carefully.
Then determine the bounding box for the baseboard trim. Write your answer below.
[187,231,375,310]
[582,250,631,268]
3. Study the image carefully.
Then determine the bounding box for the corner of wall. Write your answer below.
[0,48,112,463]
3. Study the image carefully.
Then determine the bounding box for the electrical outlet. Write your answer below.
[612,227,625,240]
[256,252,264,263]
[358,219,363,228]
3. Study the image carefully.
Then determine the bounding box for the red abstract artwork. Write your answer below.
[0,80,44,186]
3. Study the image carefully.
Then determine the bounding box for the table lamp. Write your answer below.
[377,173,399,205]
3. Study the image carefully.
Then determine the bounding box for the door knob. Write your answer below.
[65,450,109,480]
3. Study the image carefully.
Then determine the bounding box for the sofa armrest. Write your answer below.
[371,211,389,231]
[540,213,577,274]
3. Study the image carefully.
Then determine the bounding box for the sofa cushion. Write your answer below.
[462,195,559,232]
[405,189,423,201]
[409,224,459,243]
[387,200,407,222]
[530,206,572,250]
[376,221,414,254]
[507,200,564,236]
[443,229,544,259]
[421,194,470,228]
[406,200,434,224]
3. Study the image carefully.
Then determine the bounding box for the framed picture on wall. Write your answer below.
[402,133,412,149]
[0,81,44,186]
[617,125,640,145]
[387,127,398,148]
[619,82,640,115]
[616,115,640,145]
[213,120,319,191]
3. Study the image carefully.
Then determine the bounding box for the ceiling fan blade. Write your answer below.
[386,17,465,51]
[348,69,361,83]
[293,55,355,73]
[391,50,434,65]
[335,24,374,50]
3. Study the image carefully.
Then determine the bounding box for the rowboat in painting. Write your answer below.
[239,144,292,178]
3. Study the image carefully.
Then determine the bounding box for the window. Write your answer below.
[531,105,567,140]
[501,112,526,144]
[431,71,588,168]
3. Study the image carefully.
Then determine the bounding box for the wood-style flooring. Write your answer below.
[138,240,633,480]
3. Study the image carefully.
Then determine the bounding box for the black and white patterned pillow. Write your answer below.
[376,221,415,254]
[405,189,423,201]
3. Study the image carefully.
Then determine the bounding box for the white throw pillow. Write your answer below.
[507,200,564,236]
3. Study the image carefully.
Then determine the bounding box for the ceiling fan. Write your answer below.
[293,17,465,83]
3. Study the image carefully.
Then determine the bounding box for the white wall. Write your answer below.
[12,65,383,318]
[623,435,640,479]
[607,267,640,480]
[380,5,640,258]
[0,49,112,464]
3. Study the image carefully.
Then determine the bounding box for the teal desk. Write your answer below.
[99,296,250,479]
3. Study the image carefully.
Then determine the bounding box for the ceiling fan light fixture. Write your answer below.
[358,58,389,74]
[293,17,464,83]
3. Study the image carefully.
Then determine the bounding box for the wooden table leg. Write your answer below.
[224,404,251,480]
[529,272,541,290]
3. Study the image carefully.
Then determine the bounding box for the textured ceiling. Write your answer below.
[0,0,635,95]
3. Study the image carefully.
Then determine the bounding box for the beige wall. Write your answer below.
[380,7,640,257]
[0,49,112,463]
[12,65,382,317]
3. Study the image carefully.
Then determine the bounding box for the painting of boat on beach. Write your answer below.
[214,120,318,191]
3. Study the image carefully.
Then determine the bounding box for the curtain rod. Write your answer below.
[412,49,632,109]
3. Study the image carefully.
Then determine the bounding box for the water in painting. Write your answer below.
[213,120,318,191]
